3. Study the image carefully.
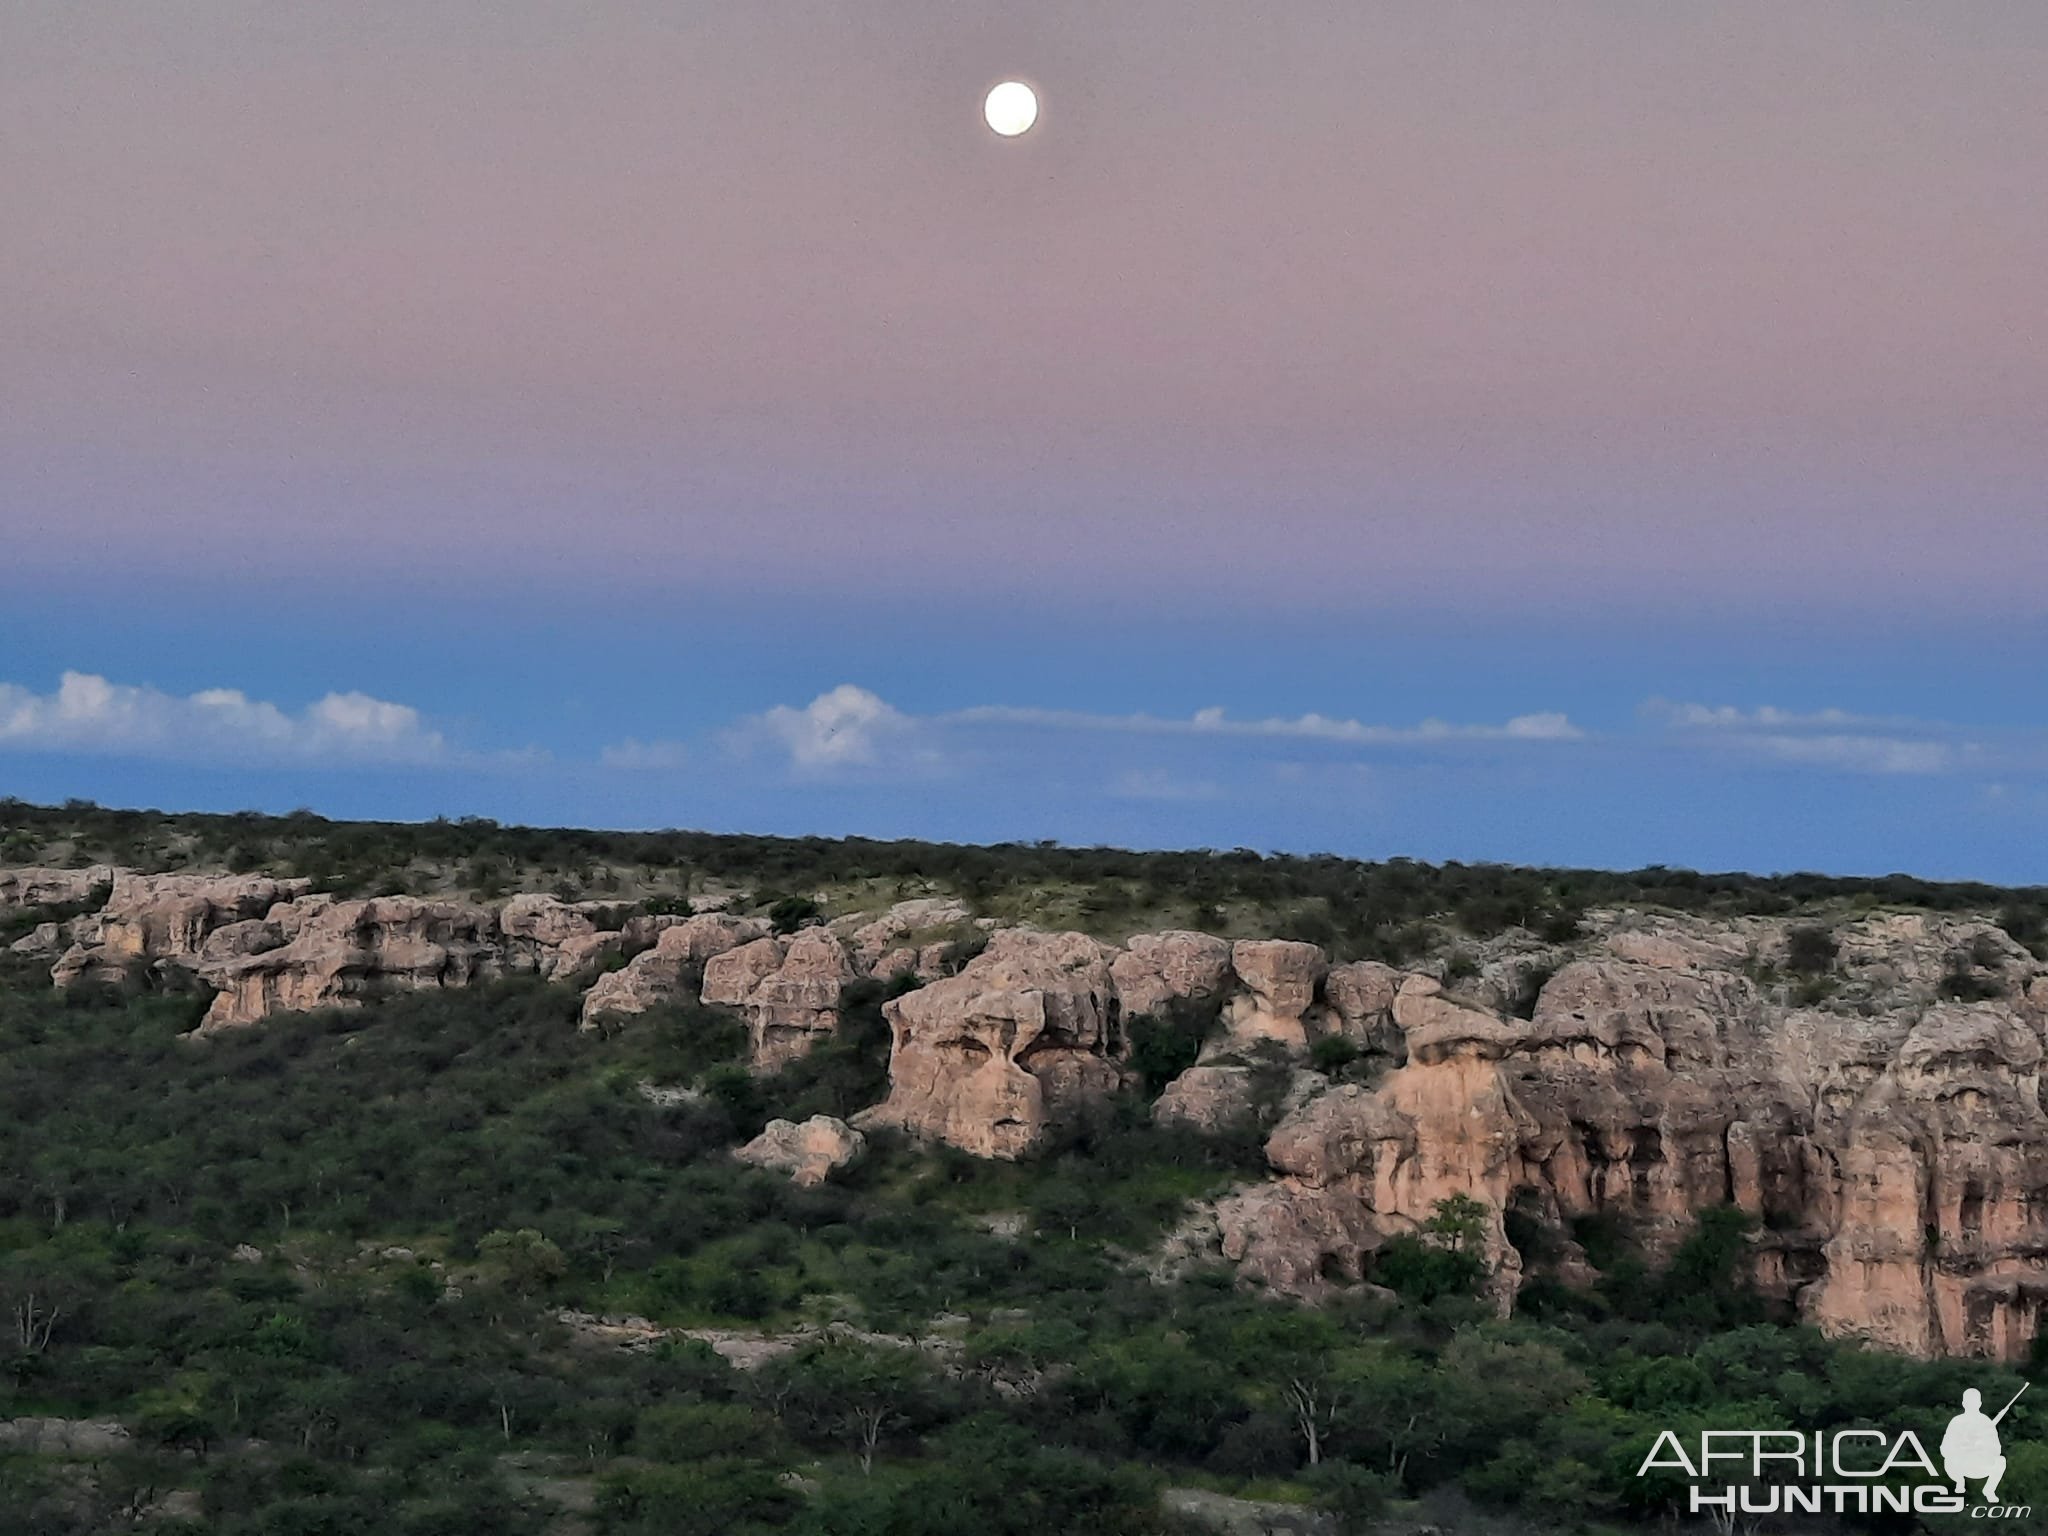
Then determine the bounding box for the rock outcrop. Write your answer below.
[745,929,859,1071]
[1111,930,1234,1019]
[859,929,1126,1159]
[1220,940,1329,1053]
[734,1115,866,1187]
[832,899,974,971]
[578,914,773,1029]
[51,871,312,987]
[1153,1061,1325,1136]
[21,862,2048,1362]
[1205,912,2048,1359]
[0,865,116,912]
[197,896,506,1030]
[703,928,858,1071]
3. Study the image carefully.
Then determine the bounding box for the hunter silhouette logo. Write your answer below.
[1943,1385,2027,1504]
[1637,1380,2034,1520]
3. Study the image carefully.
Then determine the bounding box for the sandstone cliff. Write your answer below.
[857,928,1128,1159]
[1205,911,2047,1361]
[13,863,2045,1360]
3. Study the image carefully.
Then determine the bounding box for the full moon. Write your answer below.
[983,80,1039,137]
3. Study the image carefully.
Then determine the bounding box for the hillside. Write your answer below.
[2,800,2046,1535]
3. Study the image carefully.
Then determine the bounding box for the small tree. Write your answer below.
[478,1228,567,1295]
[1784,923,1837,976]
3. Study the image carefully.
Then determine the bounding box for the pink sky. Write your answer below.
[4,3,2043,612]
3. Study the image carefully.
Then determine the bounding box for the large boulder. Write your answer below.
[859,929,1124,1158]
[1111,931,1234,1019]
[1219,939,1329,1054]
[733,1115,866,1187]
[1322,960,1406,1058]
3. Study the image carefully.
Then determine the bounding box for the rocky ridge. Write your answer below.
[7,866,2044,1359]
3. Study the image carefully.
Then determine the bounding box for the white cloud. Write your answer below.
[0,671,448,765]
[1745,734,1963,776]
[738,684,920,772]
[955,703,1582,743]
[1644,698,1989,776]
[1644,699,1894,731]
[732,685,1584,780]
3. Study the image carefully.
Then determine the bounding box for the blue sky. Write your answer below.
[3,584,2043,884]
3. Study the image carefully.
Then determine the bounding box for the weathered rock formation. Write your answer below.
[1220,939,1330,1053]
[859,929,1127,1159]
[197,896,507,1029]
[702,928,858,1071]
[1153,1061,1326,1136]
[1111,930,1234,1019]
[734,1115,866,1187]
[0,865,116,912]
[51,871,313,987]
[831,898,974,972]
[578,914,772,1029]
[1204,912,2048,1359]
[18,862,2047,1361]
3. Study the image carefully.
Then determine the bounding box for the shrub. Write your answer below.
[766,895,821,935]
[1309,1035,1362,1075]
[1784,923,1837,976]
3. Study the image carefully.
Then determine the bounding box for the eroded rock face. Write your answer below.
[197,896,505,1030]
[578,915,772,1029]
[1216,1174,1382,1298]
[734,1115,866,1187]
[1808,1003,2048,1359]
[53,872,313,987]
[1322,961,1404,1058]
[0,865,116,912]
[1154,1062,1326,1137]
[860,929,1125,1159]
[1111,931,1234,1019]
[703,929,857,1072]
[1222,940,1329,1053]
[1205,913,2048,1359]
[833,899,974,972]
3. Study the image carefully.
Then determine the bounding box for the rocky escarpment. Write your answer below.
[1209,912,2048,1361]
[4,867,733,1032]
[10,864,2045,1360]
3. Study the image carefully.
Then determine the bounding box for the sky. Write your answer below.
[2,3,2045,882]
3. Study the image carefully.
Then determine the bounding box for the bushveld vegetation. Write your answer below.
[2,967,2043,1533]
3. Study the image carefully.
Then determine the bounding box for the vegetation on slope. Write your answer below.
[2,959,2044,1534]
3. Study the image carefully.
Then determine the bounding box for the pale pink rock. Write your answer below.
[196,896,499,1030]
[859,929,1124,1159]
[1111,931,1233,1018]
[1220,939,1329,1054]
[733,1115,866,1187]
[578,915,772,1029]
